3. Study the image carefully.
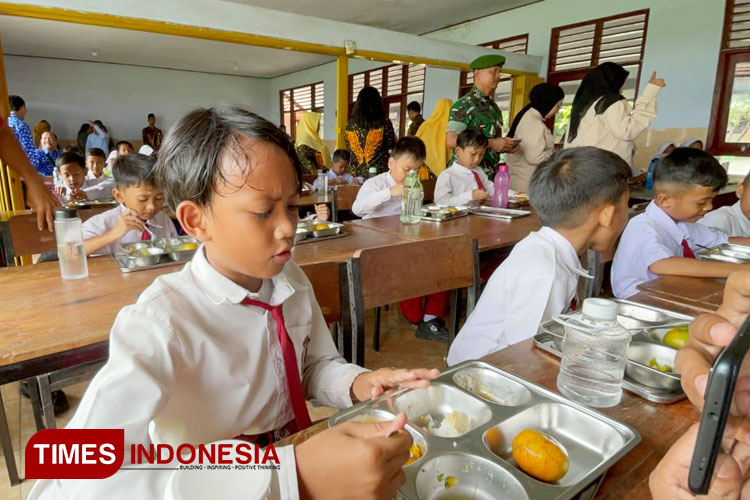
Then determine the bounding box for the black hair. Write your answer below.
[112,153,156,190]
[62,145,81,154]
[93,120,108,132]
[154,106,303,211]
[456,128,489,149]
[9,95,25,112]
[116,141,134,150]
[148,113,155,119]
[529,146,631,228]
[349,86,387,129]
[332,149,351,164]
[391,136,426,161]
[86,148,107,159]
[55,152,86,171]
[78,123,90,134]
[407,101,421,113]
[654,148,727,192]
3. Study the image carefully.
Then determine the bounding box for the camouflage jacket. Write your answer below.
[447,86,503,179]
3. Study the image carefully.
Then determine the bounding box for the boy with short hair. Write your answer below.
[83,147,115,197]
[434,128,494,205]
[53,152,113,202]
[352,136,425,219]
[116,140,134,156]
[448,146,631,365]
[82,153,177,255]
[312,149,361,190]
[699,171,750,237]
[612,148,750,298]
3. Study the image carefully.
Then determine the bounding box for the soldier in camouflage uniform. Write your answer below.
[447,54,519,180]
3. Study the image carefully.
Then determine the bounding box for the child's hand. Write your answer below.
[296,413,411,500]
[330,177,347,186]
[112,210,146,239]
[649,71,666,88]
[54,185,66,197]
[351,368,440,402]
[69,188,88,201]
[314,204,330,222]
[472,189,489,201]
[390,184,404,198]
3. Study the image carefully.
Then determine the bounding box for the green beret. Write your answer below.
[470,54,506,70]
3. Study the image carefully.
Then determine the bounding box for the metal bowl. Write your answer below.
[129,247,166,267]
[295,227,308,243]
[625,341,681,390]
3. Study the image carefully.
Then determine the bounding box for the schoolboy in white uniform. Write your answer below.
[700,172,750,237]
[612,148,750,299]
[448,147,631,365]
[82,154,178,256]
[352,137,425,219]
[29,107,438,500]
[434,128,494,206]
[82,147,115,198]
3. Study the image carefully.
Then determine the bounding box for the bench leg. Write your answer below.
[448,290,461,345]
[37,375,57,430]
[26,378,46,431]
[373,307,382,351]
[0,390,21,485]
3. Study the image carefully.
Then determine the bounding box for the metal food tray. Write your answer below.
[697,243,750,264]
[297,220,344,238]
[112,236,198,273]
[65,199,118,208]
[420,205,469,222]
[469,206,531,220]
[330,361,640,500]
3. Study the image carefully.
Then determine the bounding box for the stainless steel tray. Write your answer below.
[296,220,344,238]
[420,204,469,222]
[469,206,531,220]
[65,199,118,208]
[697,243,750,263]
[330,361,640,500]
[113,236,198,272]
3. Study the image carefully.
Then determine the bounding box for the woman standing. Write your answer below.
[295,112,331,175]
[76,123,92,153]
[564,62,665,173]
[345,86,396,178]
[505,83,564,192]
[416,98,454,178]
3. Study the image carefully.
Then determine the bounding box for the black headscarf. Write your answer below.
[566,62,629,142]
[508,83,564,138]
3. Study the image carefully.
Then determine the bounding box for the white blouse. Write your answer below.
[505,108,555,193]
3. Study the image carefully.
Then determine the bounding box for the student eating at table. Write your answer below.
[434,127,494,206]
[312,149,362,191]
[81,153,177,256]
[29,107,440,500]
[612,148,750,299]
[448,146,631,364]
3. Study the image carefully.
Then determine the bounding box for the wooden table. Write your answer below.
[0,256,178,484]
[299,191,332,207]
[292,225,413,265]
[636,275,724,312]
[346,211,542,253]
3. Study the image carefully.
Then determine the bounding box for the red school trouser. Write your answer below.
[399,291,451,324]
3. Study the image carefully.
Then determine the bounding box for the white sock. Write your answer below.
[423,314,438,322]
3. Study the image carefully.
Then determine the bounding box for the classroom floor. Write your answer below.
[0,306,449,499]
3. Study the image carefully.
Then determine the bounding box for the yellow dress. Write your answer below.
[416,99,453,177]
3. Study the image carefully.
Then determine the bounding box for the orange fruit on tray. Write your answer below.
[314,223,329,230]
[512,429,569,482]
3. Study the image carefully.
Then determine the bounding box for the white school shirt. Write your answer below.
[505,108,555,193]
[81,170,115,200]
[447,227,590,365]
[82,204,178,255]
[564,83,661,172]
[434,163,494,206]
[699,201,750,237]
[612,201,728,298]
[312,170,360,191]
[28,248,368,500]
[352,171,401,219]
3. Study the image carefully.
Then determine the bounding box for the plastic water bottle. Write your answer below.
[317,169,328,192]
[400,170,423,224]
[492,164,511,208]
[54,208,88,280]
[645,157,658,190]
[556,298,631,408]
[368,165,377,178]
[52,167,63,188]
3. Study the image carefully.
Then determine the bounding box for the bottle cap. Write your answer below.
[582,298,618,321]
[54,208,79,220]
[497,164,509,172]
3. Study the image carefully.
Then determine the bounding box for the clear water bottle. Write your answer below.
[400,170,423,224]
[317,169,328,192]
[54,208,89,280]
[556,298,631,408]
[368,165,377,178]
[52,167,63,188]
[492,164,511,208]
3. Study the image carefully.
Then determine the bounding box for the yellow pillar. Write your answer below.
[509,73,544,125]
[335,55,349,150]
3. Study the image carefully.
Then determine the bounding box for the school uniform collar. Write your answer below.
[537,226,593,279]
[645,201,689,245]
[384,172,396,187]
[191,245,297,306]
[451,162,478,176]
[87,170,104,181]
[732,201,750,223]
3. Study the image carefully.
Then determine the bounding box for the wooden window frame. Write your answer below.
[279,81,324,140]
[706,0,750,155]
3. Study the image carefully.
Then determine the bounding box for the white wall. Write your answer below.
[428,0,725,130]
[5,56,271,141]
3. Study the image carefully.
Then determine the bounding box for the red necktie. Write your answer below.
[242,297,312,431]
[681,239,696,259]
[141,222,150,241]
[471,170,485,191]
